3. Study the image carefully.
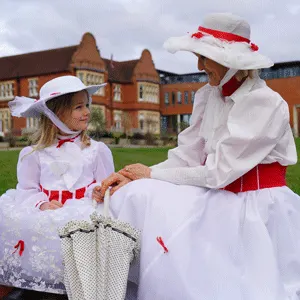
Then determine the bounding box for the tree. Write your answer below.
[89,107,106,138]
[121,112,132,137]
[179,121,190,132]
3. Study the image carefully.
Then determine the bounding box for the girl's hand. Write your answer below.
[92,186,102,202]
[40,200,63,211]
[119,163,151,181]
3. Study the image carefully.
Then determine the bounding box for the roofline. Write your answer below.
[271,60,300,68]
[102,58,139,64]
[156,69,179,75]
[0,45,78,60]
[0,69,73,81]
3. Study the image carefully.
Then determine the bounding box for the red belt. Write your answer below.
[40,180,96,204]
[223,162,286,193]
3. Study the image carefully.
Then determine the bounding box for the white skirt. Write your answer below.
[108,179,300,300]
[0,189,100,294]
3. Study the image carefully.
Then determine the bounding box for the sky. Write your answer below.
[0,0,299,74]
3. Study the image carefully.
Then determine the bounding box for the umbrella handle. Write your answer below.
[92,199,98,209]
[92,189,110,217]
[103,189,110,218]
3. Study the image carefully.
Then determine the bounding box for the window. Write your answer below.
[139,85,143,100]
[139,114,144,130]
[184,91,189,104]
[177,91,182,104]
[139,111,160,134]
[0,82,14,100]
[182,114,191,124]
[28,78,38,97]
[0,109,11,133]
[161,116,168,133]
[26,117,39,129]
[138,83,159,103]
[114,84,121,101]
[78,72,84,82]
[172,92,175,105]
[191,91,196,103]
[76,71,105,96]
[164,92,169,105]
[114,112,122,131]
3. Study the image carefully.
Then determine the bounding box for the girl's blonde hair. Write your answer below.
[30,92,91,151]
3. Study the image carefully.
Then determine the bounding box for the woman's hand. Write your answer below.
[40,200,63,211]
[99,172,132,201]
[119,163,151,181]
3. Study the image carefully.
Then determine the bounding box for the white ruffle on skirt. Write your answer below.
[109,179,300,300]
[0,189,100,294]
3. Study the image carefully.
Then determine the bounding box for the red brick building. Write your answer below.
[158,62,300,136]
[0,32,160,136]
[0,32,300,137]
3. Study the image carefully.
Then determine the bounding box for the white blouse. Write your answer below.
[15,137,114,209]
[151,76,297,188]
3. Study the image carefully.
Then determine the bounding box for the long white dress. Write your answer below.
[109,76,300,300]
[0,136,114,294]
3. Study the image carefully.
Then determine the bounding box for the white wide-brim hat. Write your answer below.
[9,75,106,118]
[163,13,273,70]
[9,75,107,135]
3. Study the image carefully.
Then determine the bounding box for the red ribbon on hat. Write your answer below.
[191,26,259,51]
[13,240,25,256]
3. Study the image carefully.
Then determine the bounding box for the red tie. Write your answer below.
[56,134,80,148]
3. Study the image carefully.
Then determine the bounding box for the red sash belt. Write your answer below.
[223,163,286,193]
[40,180,96,204]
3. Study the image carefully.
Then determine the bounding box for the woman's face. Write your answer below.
[196,54,228,86]
[62,90,91,131]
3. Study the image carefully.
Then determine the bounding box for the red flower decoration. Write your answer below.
[250,43,259,51]
[191,32,204,39]
[156,236,169,253]
[12,240,25,256]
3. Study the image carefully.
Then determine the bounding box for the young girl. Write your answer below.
[0,76,114,294]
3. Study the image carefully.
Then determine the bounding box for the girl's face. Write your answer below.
[195,54,228,86]
[62,90,91,132]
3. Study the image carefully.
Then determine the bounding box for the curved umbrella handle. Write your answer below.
[92,188,110,217]
[103,189,110,218]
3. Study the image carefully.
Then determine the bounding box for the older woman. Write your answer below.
[97,13,300,300]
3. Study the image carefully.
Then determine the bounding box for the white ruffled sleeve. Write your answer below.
[15,147,48,209]
[151,86,210,170]
[84,142,115,198]
[151,89,290,188]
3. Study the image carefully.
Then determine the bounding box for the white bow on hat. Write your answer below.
[163,13,273,70]
[9,75,106,134]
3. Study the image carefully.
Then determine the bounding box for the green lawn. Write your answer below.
[0,147,170,195]
[0,142,300,195]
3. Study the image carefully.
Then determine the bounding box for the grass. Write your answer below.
[0,147,170,195]
[0,142,299,195]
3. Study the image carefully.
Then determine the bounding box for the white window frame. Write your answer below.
[0,81,14,101]
[76,71,105,96]
[138,83,159,103]
[26,117,39,129]
[0,109,11,133]
[28,78,38,97]
[113,84,121,101]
